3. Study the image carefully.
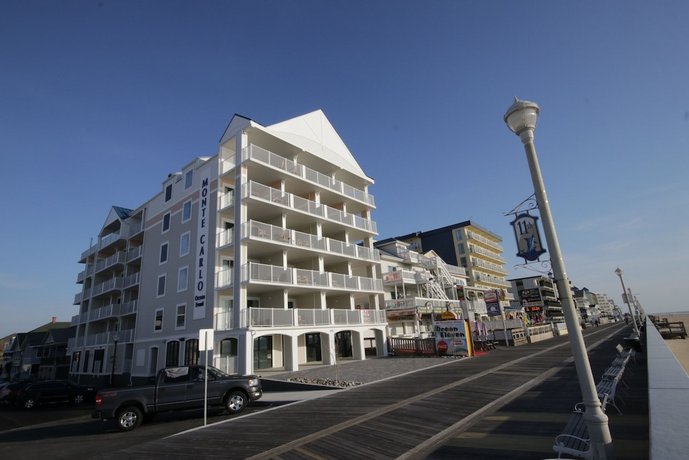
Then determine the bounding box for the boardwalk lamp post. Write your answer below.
[615,267,641,337]
[504,98,614,459]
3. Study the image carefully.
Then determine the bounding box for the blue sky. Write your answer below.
[1,0,688,337]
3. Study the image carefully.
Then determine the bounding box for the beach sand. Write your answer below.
[656,312,689,375]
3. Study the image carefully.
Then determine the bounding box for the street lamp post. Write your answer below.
[614,268,640,337]
[504,98,613,459]
[110,333,119,386]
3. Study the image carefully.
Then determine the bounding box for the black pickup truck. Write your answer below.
[93,365,262,431]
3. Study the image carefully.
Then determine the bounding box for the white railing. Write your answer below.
[474,273,511,288]
[384,297,462,311]
[244,144,375,207]
[220,155,236,175]
[217,228,233,247]
[245,262,383,292]
[468,244,506,263]
[245,220,380,261]
[471,258,508,274]
[90,304,115,321]
[215,310,233,330]
[245,181,377,234]
[466,231,503,252]
[84,328,135,346]
[95,251,127,273]
[127,246,142,262]
[219,189,234,210]
[124,272,140,288]
[119,300,138,315]
[91,277,123,297]
[246,307,386,328]
[216,268,233,289]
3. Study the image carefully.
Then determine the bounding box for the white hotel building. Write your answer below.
[68,110,387,385]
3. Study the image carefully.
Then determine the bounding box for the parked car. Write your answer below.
[93,365,262,431]
[2,380,32,404]
[14,380,97,409]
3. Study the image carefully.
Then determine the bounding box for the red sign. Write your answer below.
[437,340,449,354]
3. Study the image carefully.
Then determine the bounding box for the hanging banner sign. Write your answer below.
[510,213,546,262]
[194,168,210,320]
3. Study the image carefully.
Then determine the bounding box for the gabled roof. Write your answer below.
[264,110,372,182]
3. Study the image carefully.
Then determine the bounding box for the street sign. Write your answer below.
[199,329,214,351]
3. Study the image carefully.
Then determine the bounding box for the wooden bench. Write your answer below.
[552,405,591,458]
[596,372,624,414]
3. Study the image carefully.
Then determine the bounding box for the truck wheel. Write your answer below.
[224,391,247,414]
[117,405,143,431]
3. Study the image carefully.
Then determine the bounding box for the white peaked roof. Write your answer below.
[264,110,372,183]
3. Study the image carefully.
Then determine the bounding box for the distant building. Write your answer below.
[69,110,387,385]
[3,318,73,381]
[508,275,563,324]
[378,221,512,309]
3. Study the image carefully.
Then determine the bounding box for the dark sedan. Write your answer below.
[14,380,97,409]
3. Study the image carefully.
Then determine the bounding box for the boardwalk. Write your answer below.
[100,323,647,459]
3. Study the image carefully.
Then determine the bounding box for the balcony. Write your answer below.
[245,220,380,262]
[468,244,506,264]
[84,328,135,346]
[471,258,508,275]
[245,181,377,234]
[95,251,127,274]
[73,288,90,305]
[239,307,386,330]
[76,264,94,283]
[245,262,383,293]
[466,231,503,252]
[124,272,140,288]
[217,228,234,248]
[219,189,234,211]
[89,304,116,321]
[474,273,511,288]
[91,277,124,298]
[385,297,463,312]
[127,246,142,262]
[244,144,375,207]
[382,269,427,286]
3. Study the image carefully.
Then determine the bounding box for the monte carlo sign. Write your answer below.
[193,169,210,320]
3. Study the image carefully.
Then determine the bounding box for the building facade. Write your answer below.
[69,110,387,385]
[508,275,563,324]
[379,221,512,308]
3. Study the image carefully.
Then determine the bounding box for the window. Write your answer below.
[176,304,186,329]
[185,170,193,189]
[162,213,171,233]
[165,341,180,367]
[182,200,192,223]
[180,232,191,257]
[160,242,168,264]
[184,339,199,365]
[165,184,172,202]
[154,309,163,331]
[157,275,166,297]
[177,266,188,292]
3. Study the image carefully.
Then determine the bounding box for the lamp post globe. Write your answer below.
[504,98,613,459]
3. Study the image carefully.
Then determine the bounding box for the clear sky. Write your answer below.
[1,0,688,338]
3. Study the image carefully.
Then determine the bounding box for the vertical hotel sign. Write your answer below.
[194,169,210,320]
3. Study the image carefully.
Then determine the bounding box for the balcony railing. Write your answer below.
[466,231,503,252]
[217,228,234,248]
[219,189,234,211]
[91,277,124,297]
[245,181,377,234]
[243,307,386,329]
[124,272,140,288]
[95,251,127,274]
[245,262,383,293]
[84,328,135,347]
[127,246,142,262]
[468,244,506,263]
[244,144,375,207]
[245,220,380,261]
[474,273,511,288]
[471,258,508,275]
[384,297,463,312]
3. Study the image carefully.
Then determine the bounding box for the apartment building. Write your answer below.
[382,222,512,305]
[376,240,470,337]
[508,275,563,323]
[69,110,387,385]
